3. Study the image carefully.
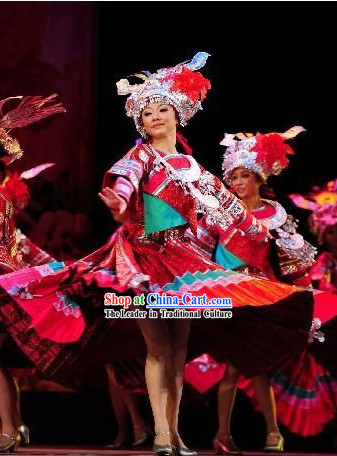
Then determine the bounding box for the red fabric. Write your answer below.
[0,189,20,273]
[0,149,313,388]
[292,275,311,287]
[176,131,193,155]
[185,354,225,393]
[313,289,337,325]
[310,252,337,293]
[0,219,314,384]
[2,173,30,210]
[252,133,294,175]
[215,202,276,276]
[238,351,337,437]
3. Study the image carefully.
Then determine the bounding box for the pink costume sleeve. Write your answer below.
[113,177,134,204]
[310,253,330,281]
[102,146,146,204]
[310,253,337,293]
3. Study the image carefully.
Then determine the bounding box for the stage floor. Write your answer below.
[5,448,335,456]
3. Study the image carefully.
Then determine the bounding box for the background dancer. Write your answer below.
[0,95,65,452]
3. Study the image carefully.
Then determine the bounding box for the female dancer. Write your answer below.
[0,95,65,451]
[191,129,333,453]
[221,140,337,443]
[290,179,337,293]
[0,54,313,455]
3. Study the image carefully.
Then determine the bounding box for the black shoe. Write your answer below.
[153,430,173,456]
[132,430,153,448]
[106,437,132,449]
[153,442,174,456]
[174,446,198,456]
[172,434,197,456]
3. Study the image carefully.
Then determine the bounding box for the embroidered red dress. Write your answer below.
[0,145,314,385]
[0,181,55,371]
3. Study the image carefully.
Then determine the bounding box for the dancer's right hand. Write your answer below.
[99,187,128,223]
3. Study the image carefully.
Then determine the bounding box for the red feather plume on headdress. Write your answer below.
[165,67,211,104]
[2,173,30,210]
[252,133,294,175]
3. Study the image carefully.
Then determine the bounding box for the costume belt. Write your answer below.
[136,226,188,246]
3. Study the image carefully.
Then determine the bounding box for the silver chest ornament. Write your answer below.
[145,145,219,210]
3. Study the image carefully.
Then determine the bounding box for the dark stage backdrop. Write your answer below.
[0,2,98,254]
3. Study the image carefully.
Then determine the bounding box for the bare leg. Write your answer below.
[120,390,147,440]
[136,318,171,445]
[12,378,21,429]
[106,364,131,444]
[216,364,240,438]
[251,374,283,450]
[166,319,191,447]
[106,363,147,441]
[251,375,279,433]
[0,334,19,446]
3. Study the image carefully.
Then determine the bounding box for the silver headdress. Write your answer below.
[221,126,306,185]
[116,52,211,137]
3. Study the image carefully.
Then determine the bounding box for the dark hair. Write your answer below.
[259,183,275,198]
[252,173,276,198]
